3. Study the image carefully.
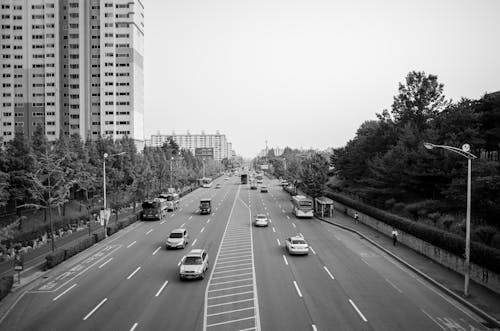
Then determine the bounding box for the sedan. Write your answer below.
[179,249,209,280]
[254,214,269,227]
[285,235,309,255]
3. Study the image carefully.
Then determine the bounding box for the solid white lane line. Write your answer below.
[191,238,197,246]
[323,266,335,280]
[207,306,254,317]
[127,241,136,248]
[208,298,253,308]
[210,278,254,286]
[292,223,296,228]
[208,291,254,300]
[127,266,141,280]
[312,325,318,331]
[155,280,169,297]
[53,283,77,301]
[276,238,281,245]
[146,229,153,235]
[130,322,138,331]
[200,227,205,233]
[421,309,447,331]
[213,267,252,275]
[283,255,289,266]
[98,258,113,269]
[293,281,303,298]
[206,316,255,328]
[310,247,316,255]
[272,227,276,233]
[349,299,367,322]
[83,298,108,320]
[152,246,161,255]
[385,278,403,293]
[208,284,253,292]
[286,216,290,220]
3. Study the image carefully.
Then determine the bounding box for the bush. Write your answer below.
[46,249,65,268]
[491,233,500,250]
[106,224,118,236]
[473,226,497,246]
[326,191,500,274]
[428,212,441,222]
[0,276,14,301]
[439,214,455,230]
[393,202,406,212]
[93,231,105,243]
[385,198,396,209]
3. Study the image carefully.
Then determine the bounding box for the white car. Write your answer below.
[285,235,309,255]
[179,249,209,280]
[254,214,269,227]
[166,228,189,249]
[224,177,229,181]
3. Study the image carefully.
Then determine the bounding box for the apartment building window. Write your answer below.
[105,101,114,105]
[3,122,13,126]
[46,112,55,116]
[105,121,114,125]
[15,122,24,127]
[117,121,130,125]
[47,121,55,125]
[47,131,56,135]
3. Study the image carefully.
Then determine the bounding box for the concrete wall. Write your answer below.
[332,200,500,295]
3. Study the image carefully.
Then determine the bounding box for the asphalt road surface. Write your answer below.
[0,176,492,331]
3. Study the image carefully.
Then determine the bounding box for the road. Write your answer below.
[0,175,493,331]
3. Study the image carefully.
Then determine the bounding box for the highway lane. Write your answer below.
[0,176,237,331]
[262,177,490,331]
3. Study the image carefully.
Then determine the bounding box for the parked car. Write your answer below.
[285,235,309,255]
[166,228,189,249]
[179,249,209,280]
[215,183,222,189]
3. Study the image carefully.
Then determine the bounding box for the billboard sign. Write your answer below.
[195,147,214,159]
[260,164,269,170]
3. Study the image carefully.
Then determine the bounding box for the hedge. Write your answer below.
[0,276,14,301]
[326,191,500,274]
[46,249,65,268]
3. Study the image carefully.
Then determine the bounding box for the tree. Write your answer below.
[25,150,74,251]
[299,152,329,199]
[391,71,449,131]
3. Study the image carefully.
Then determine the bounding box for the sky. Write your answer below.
[144,0,500,158]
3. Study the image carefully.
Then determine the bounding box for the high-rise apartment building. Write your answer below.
[147,131,234,161]
[0,0,144,146]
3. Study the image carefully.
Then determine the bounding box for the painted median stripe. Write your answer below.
[283,255,288,266]
[127,266,141,280]
[293,281,303,298]
[127,241,136,248]
[312,325,318,331]
[200,226,205,233]
[349,299,367,322]
[152,246,161,255]
[292,223,296,228]
[155,280,169,297]
[83,298,107,320]
[191,238,197,246]
[272,227,276,233]
[276,238,281,245]
[129,322,138,331]
[310,247,316,255]
[53,283,77,301]
[286,216,290,220]
[98,258,113,269]
[146,229,153,235]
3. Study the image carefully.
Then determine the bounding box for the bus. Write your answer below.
[291,195,314,218]
[240,174,248,184]
[142,197,168,221]
[201,177,213,188]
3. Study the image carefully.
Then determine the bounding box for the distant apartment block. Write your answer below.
[147,131,234,161]
[0,0,144,147]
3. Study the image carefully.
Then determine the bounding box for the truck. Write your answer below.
[241,174,248,184]
[199,198,212,215]
[159,193,180,211]
[142,197,168,221]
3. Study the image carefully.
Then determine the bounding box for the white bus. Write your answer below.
[291,195,314,218]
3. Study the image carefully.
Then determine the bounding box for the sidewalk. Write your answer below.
[317,209,500,327]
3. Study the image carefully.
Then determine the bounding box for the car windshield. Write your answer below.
[292,240,306,245]
[169,232,183,238]
[184,256,202,265]
[256,215,266,219]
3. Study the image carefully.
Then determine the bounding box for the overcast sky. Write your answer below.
[144,0,500,158]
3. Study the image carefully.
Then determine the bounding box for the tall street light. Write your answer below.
[170,156,174,189]
[103,151,126,238]
[424,142,477,297]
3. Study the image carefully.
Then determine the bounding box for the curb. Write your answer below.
[316,216,500,329]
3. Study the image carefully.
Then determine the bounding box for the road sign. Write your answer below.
[14,254,23,271]
[195,147,214,158]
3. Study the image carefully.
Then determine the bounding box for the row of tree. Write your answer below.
[0,128,225,221]
[330,71,500,226]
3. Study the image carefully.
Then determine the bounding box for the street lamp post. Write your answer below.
[103,152,126,238]
[170,156,174,189]
[202,157,206,178]
[423,142,477,297]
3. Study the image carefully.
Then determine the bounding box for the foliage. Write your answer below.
[0,276,14,301]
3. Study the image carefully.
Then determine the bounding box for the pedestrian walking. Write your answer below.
[354,212,359,223]
[392,228,398,246]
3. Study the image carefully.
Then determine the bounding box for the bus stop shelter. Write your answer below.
[315,196,334,218]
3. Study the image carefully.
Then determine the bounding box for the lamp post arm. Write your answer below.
[432,144,477,159]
